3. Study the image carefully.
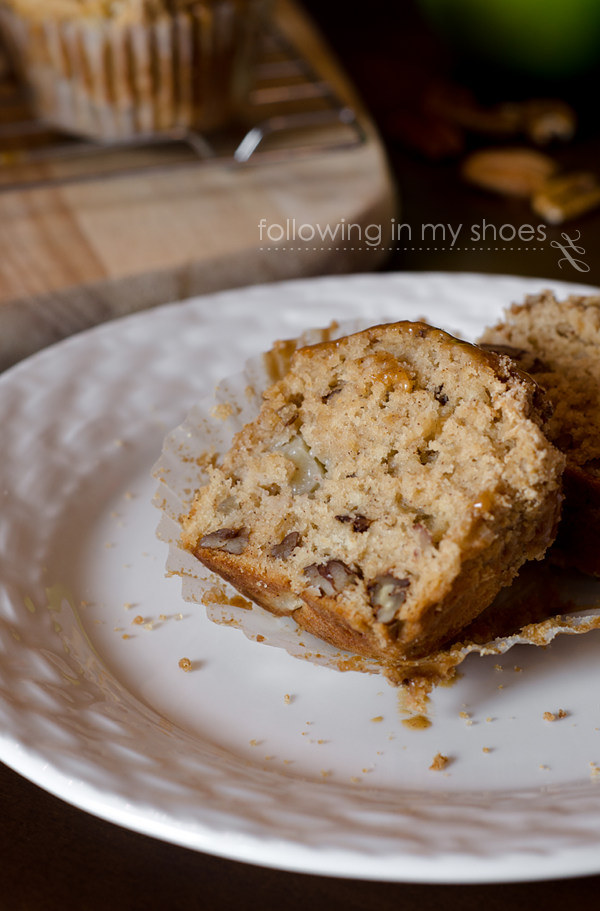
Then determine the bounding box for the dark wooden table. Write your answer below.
[3,3,600,908]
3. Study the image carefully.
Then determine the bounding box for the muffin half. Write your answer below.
[182,321,565,666]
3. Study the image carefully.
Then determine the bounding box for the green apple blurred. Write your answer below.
[418,0,600,78]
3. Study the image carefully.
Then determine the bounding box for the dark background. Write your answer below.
[3,2,600,908]
[305,0,600,285]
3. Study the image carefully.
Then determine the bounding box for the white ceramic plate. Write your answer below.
[2,272,600,885]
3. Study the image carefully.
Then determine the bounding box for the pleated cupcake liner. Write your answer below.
[0,1,266,140]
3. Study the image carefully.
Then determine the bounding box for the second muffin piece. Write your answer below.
[182,321,564,667]
[480,290,600,576]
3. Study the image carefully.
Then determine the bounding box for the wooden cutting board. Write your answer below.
[0,0,395,371]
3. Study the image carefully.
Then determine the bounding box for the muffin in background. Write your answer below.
[0,0,269,140]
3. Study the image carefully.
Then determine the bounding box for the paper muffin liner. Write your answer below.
[0,1,266,140]
[152,320,600,685]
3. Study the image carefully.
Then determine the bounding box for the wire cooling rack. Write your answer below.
[0,23,365,194]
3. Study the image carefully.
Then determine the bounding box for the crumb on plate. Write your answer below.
[429,753,450,771]
[543,709,568,722]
